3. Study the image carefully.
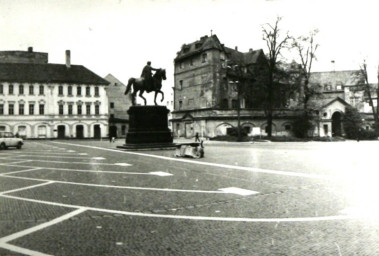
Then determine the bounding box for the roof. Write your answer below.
[308,96,350,110]
[104,73,126,87]
[0,63,109,85]
[309,70,364,87]
[175,34,264,65]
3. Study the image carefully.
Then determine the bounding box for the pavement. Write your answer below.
[0,139,378,255]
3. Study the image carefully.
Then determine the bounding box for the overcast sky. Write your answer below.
[1,0,379,103]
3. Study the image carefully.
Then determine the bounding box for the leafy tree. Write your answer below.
[292,111,313,138]
[343,106,363,139]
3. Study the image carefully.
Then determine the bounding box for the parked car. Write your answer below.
[0,132,24,149]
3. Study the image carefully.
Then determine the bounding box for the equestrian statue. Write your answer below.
[124,61,166,105]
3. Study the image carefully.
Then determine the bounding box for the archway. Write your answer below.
[76,125,84,139]
[332,112,342,137]
[94,125,101,139]
[57,125,66,139]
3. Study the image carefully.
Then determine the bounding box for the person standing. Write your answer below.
[195,132,200,142]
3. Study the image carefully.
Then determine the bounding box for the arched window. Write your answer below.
[68,86,73,96]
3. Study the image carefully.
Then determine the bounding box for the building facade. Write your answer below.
[171,34,295,138]
[0,48,110,139]
[104,74,133,138]
[171,35,376,138]
[307,70,375,136]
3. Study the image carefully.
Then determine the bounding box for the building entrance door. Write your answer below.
[332,112,342,137]
[94,125,101,139]
[76,125,84,139]
[57,125,65,139]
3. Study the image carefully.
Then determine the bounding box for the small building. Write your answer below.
[308,70,376,136]
[0,48,110,139]
[104,74,133,138]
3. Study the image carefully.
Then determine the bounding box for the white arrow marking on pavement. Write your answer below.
[218,187,259,196]
[51,141,330,179]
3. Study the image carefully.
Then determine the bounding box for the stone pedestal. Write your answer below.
[118,106,175,150]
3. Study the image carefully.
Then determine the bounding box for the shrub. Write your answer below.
[226,127,248,137]
[292,112,313,138]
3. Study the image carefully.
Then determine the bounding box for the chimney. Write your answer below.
[331,60,335,72]
[65,50,71,68]
[235,46,238,51]
[28,47,33,52]
[249,48,253,53]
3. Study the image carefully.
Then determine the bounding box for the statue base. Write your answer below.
[117,106,175,150]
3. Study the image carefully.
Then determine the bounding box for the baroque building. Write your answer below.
[0,48,109,139]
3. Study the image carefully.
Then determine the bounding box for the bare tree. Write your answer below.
[261,16,291,137]
[359,61,379,131]
[292,29,319,110]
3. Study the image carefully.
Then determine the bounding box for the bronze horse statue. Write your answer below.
[124,69,166,105]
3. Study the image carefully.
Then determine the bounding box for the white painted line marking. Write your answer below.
[0,208,86,243]
[79,153,88,156]
[0,175,224,194]
[0,181,54,195]
[67,150,76,152]
[0,163,139,175]
[114,163,132,166]
[13,155,94,160]
[91,157,106,160]
[0,194,357,223]
[6,160,33,165]
[0,243,52,256]
[10,159,126,166]
[51,141,330,179]
[218,187,259,196]
[0,168,42,175]
[149,171,173,177]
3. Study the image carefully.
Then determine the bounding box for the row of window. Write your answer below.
[178,53,208,69]
[0,84,100,97]
[0,103,100,115]
[58,85,100,97]
[58,104,100,115]
[0,103,45,115]
[0,84,45,95]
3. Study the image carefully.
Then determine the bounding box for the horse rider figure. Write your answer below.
[141,61,158,92]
